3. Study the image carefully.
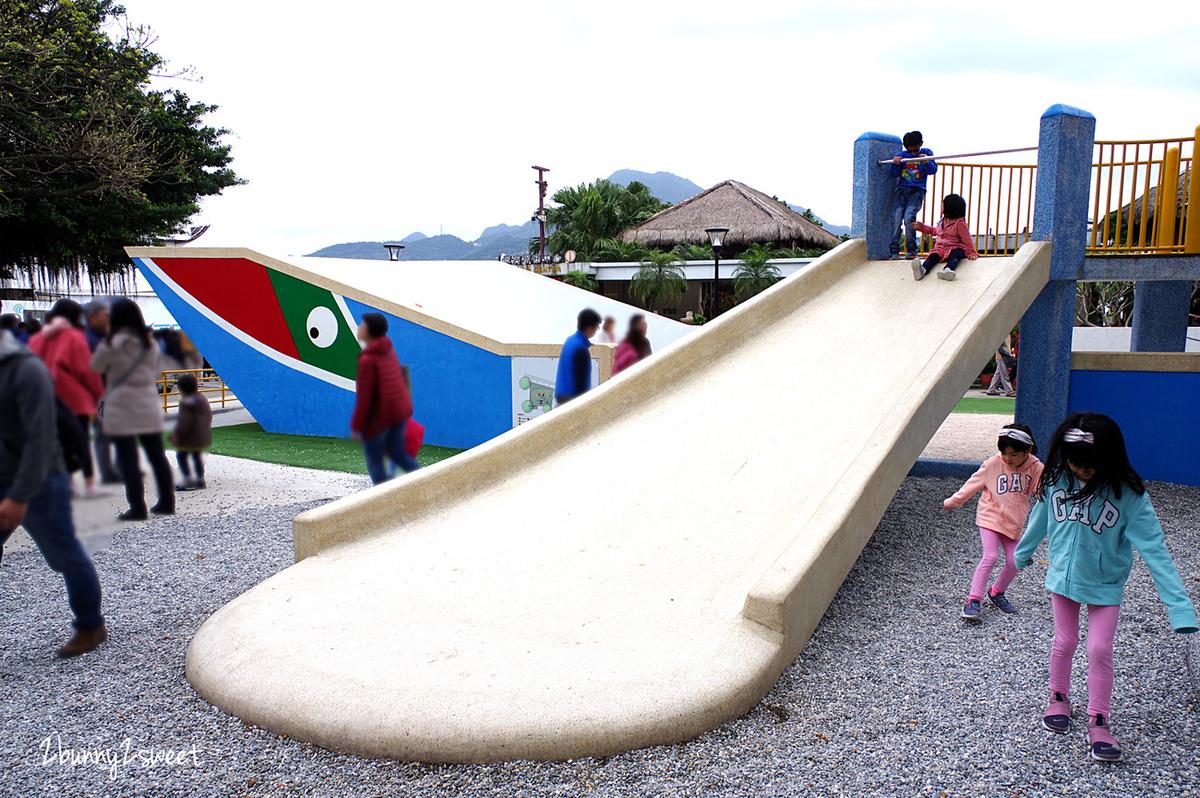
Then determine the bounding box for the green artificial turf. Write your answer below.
[167,423,463,474]
[953,396,1016,415]
[166,397,1003,474]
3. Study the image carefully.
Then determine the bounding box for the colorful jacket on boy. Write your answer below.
[890,148,937,189]
[1014,474,1198,632]
[944,454,1044,539]
[911,218,979,260]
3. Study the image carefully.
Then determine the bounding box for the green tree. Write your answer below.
[631,250,687,311]
[544,179,668,260]
[732,243,784,298]
[0,0,241,280]
[671,243,713,261]
[589,238,647,263]
[559,270,597,292]
[800,208,824,228]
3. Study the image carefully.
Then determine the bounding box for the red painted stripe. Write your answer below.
[151,257,300,359]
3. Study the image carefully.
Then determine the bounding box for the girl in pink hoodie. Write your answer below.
[910,192,979,282]
[943,423,1044,622]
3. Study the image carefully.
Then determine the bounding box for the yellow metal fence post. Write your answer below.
[1186,125,1200,254]
[1157,148,1180,251]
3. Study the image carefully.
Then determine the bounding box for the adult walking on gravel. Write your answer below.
[0,329,106,657]
[83,299,122,484]
[90,299,174,521]
[350,312,420,485]
[27,298,107,499]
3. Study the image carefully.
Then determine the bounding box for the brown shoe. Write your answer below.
[57,626,108,658]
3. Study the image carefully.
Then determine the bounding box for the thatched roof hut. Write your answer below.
[619,180,841,252]
[1115,168,1191,234]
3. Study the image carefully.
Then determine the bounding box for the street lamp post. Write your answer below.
[533,166,550,258]
[705,226,729,319]
[384,243,405,261]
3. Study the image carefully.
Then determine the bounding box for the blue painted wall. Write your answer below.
[1067,369,1200,487]
[343,298,512,449]
[138,264,358,438]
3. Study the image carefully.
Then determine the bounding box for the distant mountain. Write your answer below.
[607,170,703,205]
[787,206,850,237]
[308,230,535,262]
[308,169,848,259]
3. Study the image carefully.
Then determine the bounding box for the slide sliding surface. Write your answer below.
[186,239,1051,762]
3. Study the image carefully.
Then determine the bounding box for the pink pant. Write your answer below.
[968,527,1018,600]
[1049,592,1121,717]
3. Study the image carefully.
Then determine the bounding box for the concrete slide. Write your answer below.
[185,239,1051,763]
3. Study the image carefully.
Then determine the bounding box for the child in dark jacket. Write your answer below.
[170,374,212,490]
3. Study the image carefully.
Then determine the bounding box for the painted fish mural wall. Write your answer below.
[127,248,693,449]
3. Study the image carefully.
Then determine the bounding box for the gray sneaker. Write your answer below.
[911,257,925,281]
[960,599,982,622]
[988,591,1018,614]
[937,267,956,281]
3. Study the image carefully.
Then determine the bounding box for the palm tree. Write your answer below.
[732,242,784,299]
[590,238,648,263]
[544,179,668,259]
[559,270,597,292]
[631,250,687,311]
[671,243,713,262]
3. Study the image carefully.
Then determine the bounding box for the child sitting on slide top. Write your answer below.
[910,193,978,282]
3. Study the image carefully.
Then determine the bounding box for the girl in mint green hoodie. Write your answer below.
[1015,412,1197,763]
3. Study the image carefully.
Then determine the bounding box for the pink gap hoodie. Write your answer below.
[943,453,1044,539]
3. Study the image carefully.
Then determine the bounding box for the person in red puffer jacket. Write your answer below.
[28,299,107,499]
[350,312,420,484]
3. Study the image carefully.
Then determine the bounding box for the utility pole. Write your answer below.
[532,165,549,258]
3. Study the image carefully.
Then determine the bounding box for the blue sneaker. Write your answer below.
[988,591,1018,614]
[960,599,982,622]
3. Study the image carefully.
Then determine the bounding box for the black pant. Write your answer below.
[921,247,966,274]
[92,418,119,483]
[176,451,205,480]
[113,433,175,515]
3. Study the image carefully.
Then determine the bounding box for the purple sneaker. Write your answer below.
[1043,691,1071,734]
[1088,714,1121,761]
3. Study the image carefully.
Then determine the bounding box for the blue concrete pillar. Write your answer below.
[1016,105,1096,451]
[852,132,902,261]
[1131,280,1192,351]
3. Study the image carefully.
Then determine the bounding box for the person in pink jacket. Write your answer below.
[910,193,979,282]
[943,423,1044,622]
[28,299,107,499]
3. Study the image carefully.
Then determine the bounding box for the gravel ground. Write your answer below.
[2,473,1197,797]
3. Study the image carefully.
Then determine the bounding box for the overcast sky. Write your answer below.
[116,0,1200,257]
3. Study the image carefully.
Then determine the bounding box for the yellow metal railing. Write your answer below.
[921,161,1037,256]
[1087,130,1197,255]
[158,368,236,412]
[909,127,1198,258]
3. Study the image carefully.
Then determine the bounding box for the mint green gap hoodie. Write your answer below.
[1015,474,1198,633]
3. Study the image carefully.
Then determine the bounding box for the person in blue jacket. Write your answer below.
[554,308,601,406]
[1015,412,1197,763]
[889,130,937,259]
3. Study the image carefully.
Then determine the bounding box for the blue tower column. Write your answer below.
[1015,105,1096,451]
[851,132,902,261]
[1131,280,1192,351]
